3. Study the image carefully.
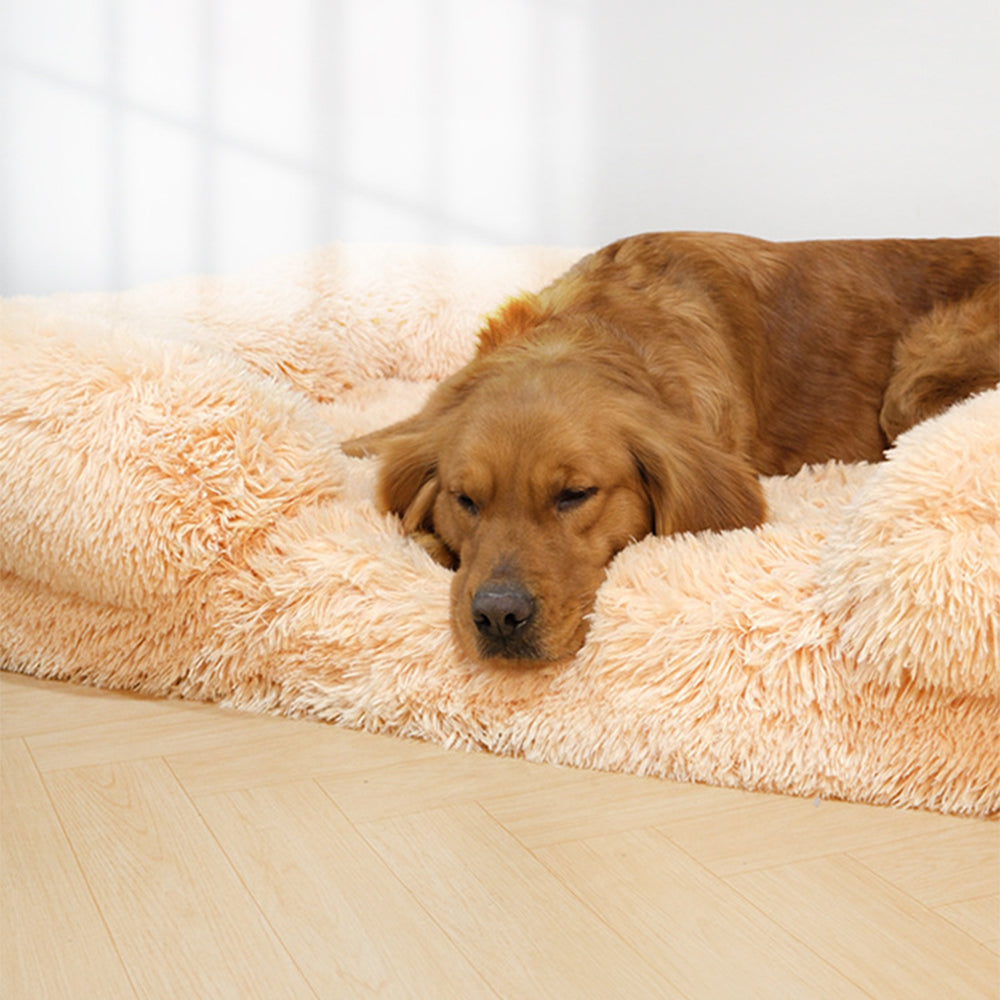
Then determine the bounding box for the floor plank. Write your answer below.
[317,746,587,825]
[166,717,447,799]
[192,780,492,999]
[0,672,167,739]
[359,803,682,998]
[660,788,970,877]
[43,758,315,1000]
[1,739,137,1000]
[482,770,758,848]
[728,854,999,999]
[936,895,1000,953]
[25,697,287,773]
[851,822,1000,907]
[537,827,867,999]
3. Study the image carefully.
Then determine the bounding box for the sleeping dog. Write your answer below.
[343,232,999,665]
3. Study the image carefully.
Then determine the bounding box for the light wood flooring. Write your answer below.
[2,671,997,999]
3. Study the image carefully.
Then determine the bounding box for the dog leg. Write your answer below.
[880,281,999,441]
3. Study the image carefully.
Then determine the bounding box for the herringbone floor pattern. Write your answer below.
[2,671,997,999]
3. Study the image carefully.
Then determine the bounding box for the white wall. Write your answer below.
[2,0,997,295]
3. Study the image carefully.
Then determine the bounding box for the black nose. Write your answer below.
[471,583,535,640]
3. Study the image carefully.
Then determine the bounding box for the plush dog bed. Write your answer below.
[2,244,997,816]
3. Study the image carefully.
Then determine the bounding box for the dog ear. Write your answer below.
[359,426,459,568]
[341,367,479,558]
[373,430,438,529]
[478,293,549,353]
[341,414,425,459]
[340,394,443,524]
[625,412,766,536]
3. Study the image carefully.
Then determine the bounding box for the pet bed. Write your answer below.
[2,244,997,816]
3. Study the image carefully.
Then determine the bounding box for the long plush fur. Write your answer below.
[2,243,998,815]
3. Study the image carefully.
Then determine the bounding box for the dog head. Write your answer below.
[343,316,765,665]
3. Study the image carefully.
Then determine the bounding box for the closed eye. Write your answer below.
[455,493,479,516]
[555,486,598,512]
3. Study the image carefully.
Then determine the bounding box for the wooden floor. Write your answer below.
[2,672,997,999]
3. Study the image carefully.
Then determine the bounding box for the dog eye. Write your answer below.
[555,486,597,512]
[455,493,479,516]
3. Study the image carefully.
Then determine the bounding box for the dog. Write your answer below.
[343,232,999,666]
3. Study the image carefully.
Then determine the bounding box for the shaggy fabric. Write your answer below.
[2,244,998,816]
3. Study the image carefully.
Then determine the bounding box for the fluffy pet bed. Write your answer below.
[2,244,998,816]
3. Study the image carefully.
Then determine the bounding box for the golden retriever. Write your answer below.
[343,232,999,665]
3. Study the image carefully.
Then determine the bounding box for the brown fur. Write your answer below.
[343,232,999,665]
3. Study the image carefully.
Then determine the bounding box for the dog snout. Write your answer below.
[471,583,536,642]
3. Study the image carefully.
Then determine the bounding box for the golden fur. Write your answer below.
[344,232,999,665]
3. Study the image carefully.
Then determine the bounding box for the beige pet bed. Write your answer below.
[2,244,997,816]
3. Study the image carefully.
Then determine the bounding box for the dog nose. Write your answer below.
[471,584,535,640]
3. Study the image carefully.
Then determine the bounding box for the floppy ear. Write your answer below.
[341,366,480,565]
[342,413,441,525]
[341,414,424,459]
[347,421,459,568]
[625,412,766,536]
[344,414,440,529]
